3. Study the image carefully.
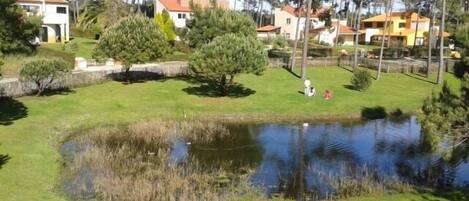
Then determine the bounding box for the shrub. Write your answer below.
[189,34,268,95]
[186,7,256,48]
[155,10,177,42]
[62,42,79,52]
[93,15,169,80]
[0,59,3,80]
[19,59,70,96]
[272,36,287,49]
[351,69,372,91]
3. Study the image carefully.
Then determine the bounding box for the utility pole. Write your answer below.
[300,0,312,80]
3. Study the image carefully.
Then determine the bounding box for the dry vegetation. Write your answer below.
[62,120,277,201]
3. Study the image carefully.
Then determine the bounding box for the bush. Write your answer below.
[351,69,372,91]
[36,47,75,68]
[62,42,79,52]
[19,59,70,96]
[189,34,268,95]
[307,47,334,57]
[454,57,469,78]
[272,36,287,49]
[268,49,290,59]
[93,15,169,80]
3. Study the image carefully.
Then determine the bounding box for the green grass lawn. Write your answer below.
[43,37,97,59]
[0,67,462,201]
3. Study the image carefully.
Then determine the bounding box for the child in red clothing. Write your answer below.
[324,90,332,100]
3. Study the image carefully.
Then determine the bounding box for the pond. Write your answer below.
[61,116,469,200]
[171,116,469,197]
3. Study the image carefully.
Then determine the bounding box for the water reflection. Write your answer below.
[171,116,469,197]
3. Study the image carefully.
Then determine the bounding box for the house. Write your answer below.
[273,5,329,40]
[16,0,70,43]
[360,12,449,47]
[155,0,229,28]
[256,25,281,39]
[310,23,356,46]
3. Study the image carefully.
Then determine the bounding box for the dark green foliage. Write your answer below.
[419,78,469,152]
[454,57,469,78]
[186,7,257,48]
[307,47,334,57]
[0,0,42,54]
[189,34,268,95]
[0,58,3,80]
[155,10,177,42]
[19,59,70,96]
[93,15,169,72]
[361,106,387,120]
[272,36,287,49]
[350,69,372,91]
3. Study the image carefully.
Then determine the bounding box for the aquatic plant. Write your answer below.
[62,120,275,201]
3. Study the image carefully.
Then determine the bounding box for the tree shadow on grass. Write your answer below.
[182,83,256,98]
[361,106,387,120]
[403,73,437,84]
[41,88,76,97]
[0,154,10,170]
[107,71,165,84]
[343,85,357,91]
[0,97,28,126]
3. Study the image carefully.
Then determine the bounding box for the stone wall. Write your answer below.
[0,62,188,97]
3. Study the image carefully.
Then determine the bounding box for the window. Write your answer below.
[286,18,291,24]
[377,22,384,28]
[285,33,291,39]
[364,22,372,28]
[22,5,40,13]
[56,7,66,14]
[399,22,405,28]
[178,13,186,19]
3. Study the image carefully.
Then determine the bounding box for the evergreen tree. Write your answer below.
[0,0,42,54]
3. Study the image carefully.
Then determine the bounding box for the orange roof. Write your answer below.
[363,12,430,22]
[159,0,191,12]
[256,25,280,32]
[281,5,327,18]
[17,0,68,4]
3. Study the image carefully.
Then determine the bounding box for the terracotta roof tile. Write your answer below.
[281,5,327,18]
[256,25,280,32]
[159,0,191,12]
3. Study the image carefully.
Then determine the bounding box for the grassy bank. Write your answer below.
[0,67,461,201]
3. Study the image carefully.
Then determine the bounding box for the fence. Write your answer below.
[0,62,188,97]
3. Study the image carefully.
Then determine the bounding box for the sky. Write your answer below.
[228,0,407,13]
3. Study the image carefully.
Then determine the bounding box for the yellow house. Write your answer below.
[360,12,449,47]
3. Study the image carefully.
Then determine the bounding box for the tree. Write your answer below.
[189,34,268,95]
[289,1,304,71]
[437,0,447,85]
[186,7,257,48]
[0,0,42,54]
[352,0,365,69]
[351,68,372,91]
[77,0,129,35]
[377,0,390,80]
[93,15,169,81]
[419,75,469,151]
[300,0,313,79]
[154,10,177,42]
[19,59,70,96]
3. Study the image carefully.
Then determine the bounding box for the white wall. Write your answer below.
[169,11,190,28]
[17,2,69,43]
[364,28,381,43]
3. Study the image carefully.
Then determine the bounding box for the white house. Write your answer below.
[155,0,229,28]
[273,5,329,40]
[310,23,356,46]
[16,0,70,43]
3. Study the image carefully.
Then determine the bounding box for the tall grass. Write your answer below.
[62,120,274,201]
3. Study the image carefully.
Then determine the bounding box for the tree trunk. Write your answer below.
[437,0,446,84]
[377,0,390,80]
[412,8,421,52]
[353,1,362,69]
[334,1,342,47]
[300,0,312,80]
[387,0,393,47]
[290,3,303,71]
[427,5,434,78]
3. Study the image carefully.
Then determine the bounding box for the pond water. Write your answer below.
[171,116,469,197]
